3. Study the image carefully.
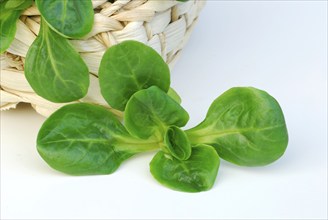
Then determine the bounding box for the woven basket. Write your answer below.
[0,0,205,117]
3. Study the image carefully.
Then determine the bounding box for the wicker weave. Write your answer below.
[0,0,205,117]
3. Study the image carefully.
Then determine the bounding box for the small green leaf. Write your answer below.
[186,87,288,166]
[99,41,170,111]
[25,19,90,103]
[124,86,189,140]
[0,0,32,53]
[37,103,159,175]
[167,87,182,104]
[164,125,191,160]
[35,0,94,38]
[150,144,220,192]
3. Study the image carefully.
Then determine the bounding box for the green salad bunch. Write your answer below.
[1,0,288,192]
[37,41,288,193]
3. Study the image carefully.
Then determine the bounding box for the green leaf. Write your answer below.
[150,144,220,192]
[25,19,90,103]
[167,87,182,104]
[164,125,191,160]
[124,86,189,140]
[0,0,32,53]
[35,0,94,38]
[37,103,159,175]
[0,10,20,53]
[99,40,170,111]
[4,0,30,10]
[186,87,288,166]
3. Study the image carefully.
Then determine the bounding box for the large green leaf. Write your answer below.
[37,103,159,175]
[124,86,189,140]
[35,0,94,38]
[25,20,90,103]
[0,0,32,53]
[99,41,170,111]
[150,144,220,192]
[186,87,288,166]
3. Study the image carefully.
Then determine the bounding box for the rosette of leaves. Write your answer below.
[36,41,288,192]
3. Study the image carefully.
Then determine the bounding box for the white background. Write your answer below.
[1,1,327,219]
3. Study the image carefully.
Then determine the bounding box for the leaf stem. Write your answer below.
[185,124,286,145]
[115,136,162,154]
